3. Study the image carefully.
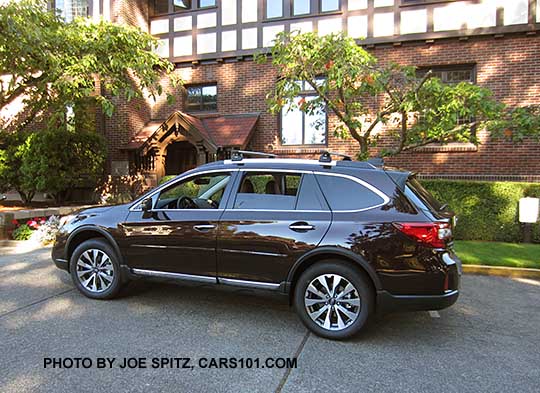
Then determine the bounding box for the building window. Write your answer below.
[266,0,283,19]
[321,0,340,13]
[293,0,310,16]
[417,65,475,84]
[173,0,191,11]
[199,0,216,7]
[51,0,88,22]
[154,0,193,15]
[186,84,217,112]
[417,64,476,127]
[281,81,327,146]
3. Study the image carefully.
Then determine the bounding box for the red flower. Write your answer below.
[11,219,19,225]
[325,60,334,70]
[297,97,306,107]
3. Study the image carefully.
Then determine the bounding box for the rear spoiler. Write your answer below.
[385,171,413,191]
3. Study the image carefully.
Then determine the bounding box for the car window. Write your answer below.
[156,173,231,209]
[295,173,328,210]
[233,172,301,210]
[316,174,386,211]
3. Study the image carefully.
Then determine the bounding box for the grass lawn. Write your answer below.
[454,241,540,269]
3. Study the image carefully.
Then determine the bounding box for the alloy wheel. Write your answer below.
[76,249,115,293]
[304,274,361,331]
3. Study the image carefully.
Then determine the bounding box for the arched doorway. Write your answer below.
[165,141,197,175]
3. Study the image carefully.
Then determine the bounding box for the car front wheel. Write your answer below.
[70,239,122,300]
[294,261,373,340]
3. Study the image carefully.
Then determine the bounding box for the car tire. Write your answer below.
[70,239,123,300]
[294,261,374,340]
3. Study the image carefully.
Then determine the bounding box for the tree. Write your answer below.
[0,131,37,203]
[0,0,178,133]
[257,32,539,159]
[0,0,179,202]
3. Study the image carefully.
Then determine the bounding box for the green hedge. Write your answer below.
[421,180,540,242]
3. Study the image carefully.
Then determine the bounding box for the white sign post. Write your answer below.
[519,197,539,243]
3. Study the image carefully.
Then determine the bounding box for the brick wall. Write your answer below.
[104,32,540,180]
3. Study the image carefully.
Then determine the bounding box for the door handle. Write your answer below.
[193,224,216,232]
[289,222,315,231]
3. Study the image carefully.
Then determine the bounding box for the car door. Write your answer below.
[120,170,235,277]
[217,170,331,285]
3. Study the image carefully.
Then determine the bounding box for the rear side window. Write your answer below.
[405,177,442,213]
[296,174,328,210]
[234,172,301,210]
[316,174,386,211]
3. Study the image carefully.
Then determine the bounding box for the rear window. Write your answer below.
[316,174,386,211]
[405,177,443,213]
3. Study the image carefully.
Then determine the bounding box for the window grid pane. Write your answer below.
[267,0,283,18]
[321,0,340,12]
[293,0,310,15]
[173,0,191,11]
[199,0,215,7]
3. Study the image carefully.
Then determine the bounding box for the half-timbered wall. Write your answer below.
[146,0,539,63]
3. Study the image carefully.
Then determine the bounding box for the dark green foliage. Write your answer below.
[19,128,106,203]
[422,180,540,242]
[158,175,178,185]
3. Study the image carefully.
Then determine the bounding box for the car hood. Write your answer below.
[76,204,128,217]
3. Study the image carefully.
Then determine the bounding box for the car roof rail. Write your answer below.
[319,151,352,163]
[231,150,277,161]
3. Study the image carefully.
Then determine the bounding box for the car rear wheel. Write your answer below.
[294,261,373,340]
[70,239,122,300]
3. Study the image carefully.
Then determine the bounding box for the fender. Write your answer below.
[287,246,382,291]
[65,225,124,265]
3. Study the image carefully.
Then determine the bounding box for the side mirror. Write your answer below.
[141,198,153,212]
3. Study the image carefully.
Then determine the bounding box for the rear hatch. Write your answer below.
[404,176,455,225]
[402,175,456,248]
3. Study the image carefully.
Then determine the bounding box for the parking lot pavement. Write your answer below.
[1,248,539,393]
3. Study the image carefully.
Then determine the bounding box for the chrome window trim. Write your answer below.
[129,166,390,213]
[231,169,390,213]
[129,168,239,212]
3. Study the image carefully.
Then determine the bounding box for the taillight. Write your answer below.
[393,222,452,248]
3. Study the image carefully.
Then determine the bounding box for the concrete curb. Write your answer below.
[463,264,540,279]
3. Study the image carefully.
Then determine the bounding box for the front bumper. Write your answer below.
[53,257,69,271]
[51,234,69,272]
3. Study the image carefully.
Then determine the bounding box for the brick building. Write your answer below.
[56,0,540,185]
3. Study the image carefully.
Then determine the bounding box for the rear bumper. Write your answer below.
[377,289,459,313]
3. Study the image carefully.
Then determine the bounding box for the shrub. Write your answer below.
[158,175,178,185]
[12,224,33,241]
[20,128,106,204]
[421,179,540,242]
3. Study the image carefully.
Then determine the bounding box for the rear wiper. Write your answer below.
[439,203,448,211]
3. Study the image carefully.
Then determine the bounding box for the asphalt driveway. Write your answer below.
[1,247,539,393]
